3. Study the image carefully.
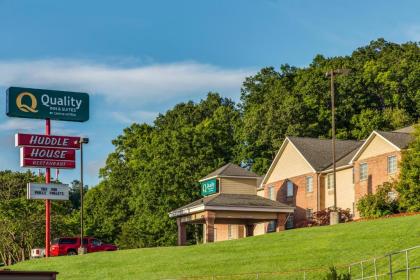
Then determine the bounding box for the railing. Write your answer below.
[348,245,420,279]
[163,245,420,280]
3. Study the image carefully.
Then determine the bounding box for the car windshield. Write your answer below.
[51,238,60,245]
[59,238,77,244]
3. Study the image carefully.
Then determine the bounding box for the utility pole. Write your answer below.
[326,69,350,225]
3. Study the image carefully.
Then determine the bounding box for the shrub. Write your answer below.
[309,207,352,226]
[357,182,400,218]
[324,266,351,280]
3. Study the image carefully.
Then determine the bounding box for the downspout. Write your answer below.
[317,172,321,211]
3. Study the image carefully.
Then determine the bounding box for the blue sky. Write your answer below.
[0,0,419,186]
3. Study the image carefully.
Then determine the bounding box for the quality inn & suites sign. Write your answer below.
[200,178,218,196]
[7,87,89,122]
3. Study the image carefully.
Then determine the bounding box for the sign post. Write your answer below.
[45,119,51,257]
[7,86,89,258]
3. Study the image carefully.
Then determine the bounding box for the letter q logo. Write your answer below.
[16,92,38,113]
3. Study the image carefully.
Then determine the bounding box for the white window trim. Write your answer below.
[360,163,368,181]
[306,176,313,193]
[327,173,334,190]
[387,155,397,174]
[286,181,293,197]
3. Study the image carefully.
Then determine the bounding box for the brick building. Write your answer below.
[256,126,413,233]
[169,126,414,244]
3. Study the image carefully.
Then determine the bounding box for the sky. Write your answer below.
[0,0,419,186]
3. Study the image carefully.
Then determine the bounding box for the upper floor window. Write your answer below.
[360,163,368,181]
[268,186,275,200]
[387,156,397,174]
[286,181,294,197]
[306,176,313,193]
[327,173,334,190]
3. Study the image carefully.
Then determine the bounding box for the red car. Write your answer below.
[50,237,118,256]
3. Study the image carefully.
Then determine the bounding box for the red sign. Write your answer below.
[15,133,81,149]
[21,158,76,169]
[21,147,76,161]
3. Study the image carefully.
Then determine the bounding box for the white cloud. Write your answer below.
[0,118,76,134]
[111,110,159,124]
[0,59,252,108]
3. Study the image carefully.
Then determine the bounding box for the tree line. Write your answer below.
[1,39,419,260]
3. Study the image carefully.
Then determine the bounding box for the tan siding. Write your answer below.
[324,167,355,213]
[358,135,398,160]
[257,189,264,197]
[254,223,266,236]
[266,142,314,184]
[220,178,257,195]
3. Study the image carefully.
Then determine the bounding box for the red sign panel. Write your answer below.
[15,133,81,149]
[21,158,76,169]
[21,147,76,161]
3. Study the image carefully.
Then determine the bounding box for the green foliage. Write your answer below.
[85,39,420,248]
[356,182,400,218]
[11,215,420,280]
[397,123,420,212]
[324,266,351,280]
[84,93,241,248]
[239,39,419,173]
[0,170,79,265]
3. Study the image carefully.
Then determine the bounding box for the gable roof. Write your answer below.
[169,193,294,217]
[350,130,413,163]
[261,137,362,185]
[393,125,414,134]
[199,163,259,182]
[288,137,362,171]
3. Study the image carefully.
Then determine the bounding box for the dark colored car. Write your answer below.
[50,237,118,256]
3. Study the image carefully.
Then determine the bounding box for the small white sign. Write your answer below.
[27,183,69,201]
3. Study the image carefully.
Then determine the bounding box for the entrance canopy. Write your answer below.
[169,193,294,245]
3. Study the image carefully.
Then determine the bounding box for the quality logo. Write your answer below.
[16,92,38,113]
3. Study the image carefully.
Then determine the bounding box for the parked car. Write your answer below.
[50,237,117,256]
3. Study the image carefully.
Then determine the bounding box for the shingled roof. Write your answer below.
[376,131,413,149]
[288,137,362,171]
[169,193,294,217]
[199,163,259,181]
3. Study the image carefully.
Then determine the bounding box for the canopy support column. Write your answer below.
[177,218,187,246]
[276,213,288,232]
[205,211,216,243]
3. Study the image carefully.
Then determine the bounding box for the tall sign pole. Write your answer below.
[45,118,51,257]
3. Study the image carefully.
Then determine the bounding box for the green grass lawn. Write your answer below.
[10,215,420,280]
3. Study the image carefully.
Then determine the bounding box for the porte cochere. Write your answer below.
[169,163,294,245]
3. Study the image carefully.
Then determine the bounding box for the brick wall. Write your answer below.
[354,151,401,216]
[263,172,319,228]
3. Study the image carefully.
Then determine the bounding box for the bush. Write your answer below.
[357,182,400,218]
[324,266,351,280]
[309,208,352,226]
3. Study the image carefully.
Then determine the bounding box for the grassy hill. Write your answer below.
[10,215,420,279]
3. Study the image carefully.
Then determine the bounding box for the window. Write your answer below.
[360,163,368,181]
[58,238,77,244]
[228,225,233,240]
[91,239,102,246]
[286,214,294,229]
[388,156,397,174]
[287,181,293,197]
[306,176,313,193]
[327,173,334,190]
[268,186,275,200]
[267,221,277,233]
[306,208,313,220]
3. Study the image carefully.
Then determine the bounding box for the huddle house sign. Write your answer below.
[7,87,89,122]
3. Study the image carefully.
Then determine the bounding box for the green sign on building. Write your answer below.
[6,87,89,122]
[201,178,218,196]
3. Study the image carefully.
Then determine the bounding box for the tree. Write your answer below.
[397,123,420,212]
[84,93,241,248]
[239,39,419,174]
